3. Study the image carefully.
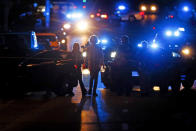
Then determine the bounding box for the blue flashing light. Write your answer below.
[101,39,108,44]
[66,13,83,19]
[166,30,172,37]
[151,43,158,49]
[138,43,143,47]
[118,5,126,10]
[132,71,139,77]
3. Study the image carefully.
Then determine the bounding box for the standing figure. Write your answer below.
[70,42,87,96]
[87,35,104,96]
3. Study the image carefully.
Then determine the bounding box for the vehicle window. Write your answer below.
[0,34,28,56]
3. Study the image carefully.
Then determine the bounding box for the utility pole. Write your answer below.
[45,0,50,28]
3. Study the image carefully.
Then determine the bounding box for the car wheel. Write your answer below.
[54,79,70,96]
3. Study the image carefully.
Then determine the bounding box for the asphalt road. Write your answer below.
[0,74,196,131]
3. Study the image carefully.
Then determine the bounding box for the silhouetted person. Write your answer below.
[69,43,87,96]
[87,35,104,96]
[112,35,133,96]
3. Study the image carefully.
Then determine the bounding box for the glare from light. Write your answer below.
[174,31,180,37]
[61,39,66,44]
[182,48,190,55]
[183,6,189,12]
[82,69,90,75]
[151,5,157,11]
[138,43,143,47]
[90,14,95,18]
[63,23,71,29]
[66,14,72,18]
[101,39,108,44]
[151,43,158,48]
[63,32,66,35]
[101,14,108,19]
[82,51,87,57]
[76,20,88,31]
[41,8,46,12]
[178,27,185,32]
[141,5,147,11]
[118,5,126,10]
[166,30,172,36]
[111,51,116,58]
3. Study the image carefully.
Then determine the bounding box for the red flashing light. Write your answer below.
[153,27,156,30]
[139,12,145,16]
[170,15,174,18]
[96,13,101,16]
[83,5,86,8]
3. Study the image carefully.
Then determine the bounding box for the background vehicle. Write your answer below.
[0,32,77,97]
[17,50,78,96]
[36,33,59,49]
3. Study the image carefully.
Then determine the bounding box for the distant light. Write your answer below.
[138,43,143,47]
[139,12,145,16]
[174,31,180,37]
[101,39,108,44]
[111,51,116,58]
[117,11,120,14]
[166,30,172,36]
[175,45,179,47]
[118,5,126,10]
[83,5,86,8]
[61,39,66,44]
[182,48,190,55]
[153,27,156,30]
[151,43,158,48]
[41,8,46,12]
[101,14,108,19]
[151,5,157,11]
[83,0,87,3]
[66,14,72,18]
[90,14,95,18]
[33,3,38,8]
[170,15,174,18]
[178,27,185,32]
[76,20,88,31]
[73,6,77,9]
[82,52,87,57]
[63,23,71,29]
[132,71,139,77]
[96,13,101,16]
[183,6,189,12]
[141,5,147,11]
[63,32,66,35]
[153,86,160,91]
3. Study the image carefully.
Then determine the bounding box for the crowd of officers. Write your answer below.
[69,34,196,97]
[104,35,196,96]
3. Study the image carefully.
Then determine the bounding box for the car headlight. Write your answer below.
[76,20,88,31]
[140,5,147,11]
[151,5,157,12]
[111,51,116,58]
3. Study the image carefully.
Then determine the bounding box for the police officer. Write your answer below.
[111,35,134,96]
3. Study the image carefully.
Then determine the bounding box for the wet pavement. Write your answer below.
[0,74,196,131]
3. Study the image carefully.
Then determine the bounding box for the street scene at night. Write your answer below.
[1,0,196,130]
